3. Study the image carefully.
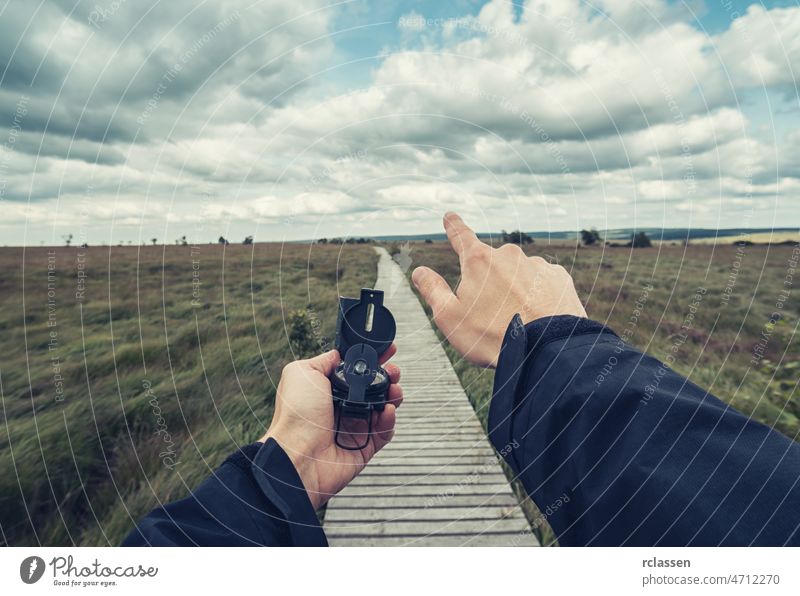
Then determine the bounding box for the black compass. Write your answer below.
[330,288,396,449]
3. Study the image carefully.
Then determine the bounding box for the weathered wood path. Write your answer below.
[324,247,538,546]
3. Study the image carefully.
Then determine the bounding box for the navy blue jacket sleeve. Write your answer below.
[122,438,327,546]
[489,314,800,546]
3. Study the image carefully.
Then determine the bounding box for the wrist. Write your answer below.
[260,429,323,510]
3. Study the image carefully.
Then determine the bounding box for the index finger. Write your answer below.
[443,211,481,260]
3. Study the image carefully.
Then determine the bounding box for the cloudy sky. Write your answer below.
[0,0,798,246]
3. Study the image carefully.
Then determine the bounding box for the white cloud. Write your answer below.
[716,5,800,90]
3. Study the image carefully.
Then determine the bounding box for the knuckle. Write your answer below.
[282,360,301,375]
[559,266,577,283]
[423,277,441,296]
[553,264,569,275]
[431,299,454,326]
[529,255,547,266]
[499,243,523,256]
[416,276,432,295]
[470,244,491,261]
[451,233,468,252]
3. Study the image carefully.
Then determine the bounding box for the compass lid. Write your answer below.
[334,288,396,357]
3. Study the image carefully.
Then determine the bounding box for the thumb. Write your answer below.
[412,266,458,321]
[305,348,340,375]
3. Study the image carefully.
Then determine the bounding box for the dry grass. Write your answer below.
[0,242,377,546]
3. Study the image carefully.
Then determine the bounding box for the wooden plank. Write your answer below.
[336,482,513,498]
[325,518,532,537]
[361,464,499,474]
[374,452,496,462]
[393,409,478,418]
[342,476,509,487]
[390,424,485,433]
[327,534,536,547]
[380,449,494,458]
[327,494,521,509]
[347,469,508,481]
[391,430,487,438]
[325,505,524,523]
[368,457,499,468]
[382,435,486,447]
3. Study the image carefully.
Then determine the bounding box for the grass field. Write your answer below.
[2,239,798,546]
[0,243,377,546]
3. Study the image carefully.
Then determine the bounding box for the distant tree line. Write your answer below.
[580,228,603,246]
[501,230,534,245]
[316,237,373,244]
[57,235,261,247]
[628,232,652,248]
[581,228,652,248]
[55,228,663,249]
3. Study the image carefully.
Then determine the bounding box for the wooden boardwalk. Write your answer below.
[324,247,538,546]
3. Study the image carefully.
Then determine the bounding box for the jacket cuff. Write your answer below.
[488,315,615,470]
[226,439,327,546]
[523,314,616,350]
